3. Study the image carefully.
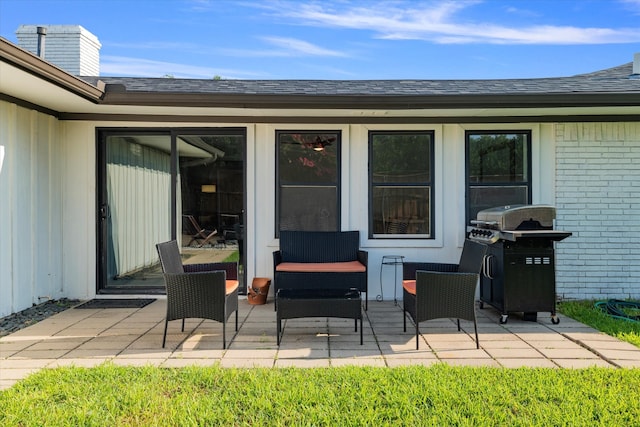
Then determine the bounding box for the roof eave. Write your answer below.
[0,37,105,103]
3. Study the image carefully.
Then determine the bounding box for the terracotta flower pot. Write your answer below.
[248,278,271,305]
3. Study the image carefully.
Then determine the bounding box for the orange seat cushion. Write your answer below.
[402,280,416,295]
[226,280,239,295]
[275,261,366,273]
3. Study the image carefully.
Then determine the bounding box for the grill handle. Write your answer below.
[470,220,499,228]
[482,254,494,279]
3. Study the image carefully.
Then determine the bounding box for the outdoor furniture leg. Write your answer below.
[457,318,479,349]
[277,314,282,346]
[162,319,169,348]
[403,309,406,332]
[474,322,479,349]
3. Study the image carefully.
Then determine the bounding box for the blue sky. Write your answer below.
[1,0,639,80]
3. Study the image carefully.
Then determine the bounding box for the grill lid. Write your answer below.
[474,204,556,231]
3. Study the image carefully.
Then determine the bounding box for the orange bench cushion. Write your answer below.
[402,280,416,295]
[226,280,239,295]
[276,261,366,273]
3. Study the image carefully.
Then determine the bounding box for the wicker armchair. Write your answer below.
[156,240,238,349]
[402,240,487,349]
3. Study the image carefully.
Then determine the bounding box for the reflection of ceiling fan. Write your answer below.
[311,136,335,151]
[282,135,336,151]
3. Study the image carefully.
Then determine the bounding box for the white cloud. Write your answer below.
[100,55,265,79]
[620,0,640,14]
[107,41,200,51]
[216,36,350,58]
[504,6,540,18]
[186,0,216,12]
[259,0,640,45]
[261,36,348,57]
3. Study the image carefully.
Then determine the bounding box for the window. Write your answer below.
[276,131,340,234]
[369,131,434,238]
[466,131,532,223]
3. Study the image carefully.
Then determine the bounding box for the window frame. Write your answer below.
[275,130,342,236]
[368,130,435,240]
[465,130,532,225]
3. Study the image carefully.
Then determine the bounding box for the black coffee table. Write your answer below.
[276,288,363,345]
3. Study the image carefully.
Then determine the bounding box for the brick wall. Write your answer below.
[555,122,640,300]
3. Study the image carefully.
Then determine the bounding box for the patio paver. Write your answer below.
[2,298,640,390]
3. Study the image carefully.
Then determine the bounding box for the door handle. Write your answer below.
[99,204,108,220]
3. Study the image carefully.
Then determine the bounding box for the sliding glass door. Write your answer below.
[97,129,246,294]
[176,132,245,292]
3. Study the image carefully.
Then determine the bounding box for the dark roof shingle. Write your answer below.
[81,63,638,97]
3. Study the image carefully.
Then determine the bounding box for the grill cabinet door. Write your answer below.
[502,244,556,313]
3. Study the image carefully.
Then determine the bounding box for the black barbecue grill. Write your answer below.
[467,205,571,324]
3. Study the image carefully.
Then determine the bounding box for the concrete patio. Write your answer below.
[2,298,640,390]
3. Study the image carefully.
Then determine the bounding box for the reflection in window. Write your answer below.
[369,131,434,238]
[276,131,340,234]
[177,134,244,242]
[105,134,171,286]
[466,131,531,222]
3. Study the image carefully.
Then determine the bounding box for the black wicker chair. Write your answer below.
[156,240,238,349]
[403,240,487,349]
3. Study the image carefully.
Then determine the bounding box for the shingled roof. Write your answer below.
[78,62,640,110]
[83,63,636,95]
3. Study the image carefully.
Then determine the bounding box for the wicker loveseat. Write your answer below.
[273,231,368,309]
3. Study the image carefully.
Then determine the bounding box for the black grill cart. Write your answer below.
[467,205,571,324]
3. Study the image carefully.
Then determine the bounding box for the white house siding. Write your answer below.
[0,101,64,317]
[3,110,627,317]
[555,122,640,300]
[58,122,96,303]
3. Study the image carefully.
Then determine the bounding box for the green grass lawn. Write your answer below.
[558,299,640,348]
[1,364,639,426]
[223,250,239,263]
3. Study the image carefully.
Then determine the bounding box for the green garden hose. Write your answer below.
[594,299,640,322]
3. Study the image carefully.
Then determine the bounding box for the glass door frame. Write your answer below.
[96,127,247,294]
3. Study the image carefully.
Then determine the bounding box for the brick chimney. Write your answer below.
[15,25,101,76]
